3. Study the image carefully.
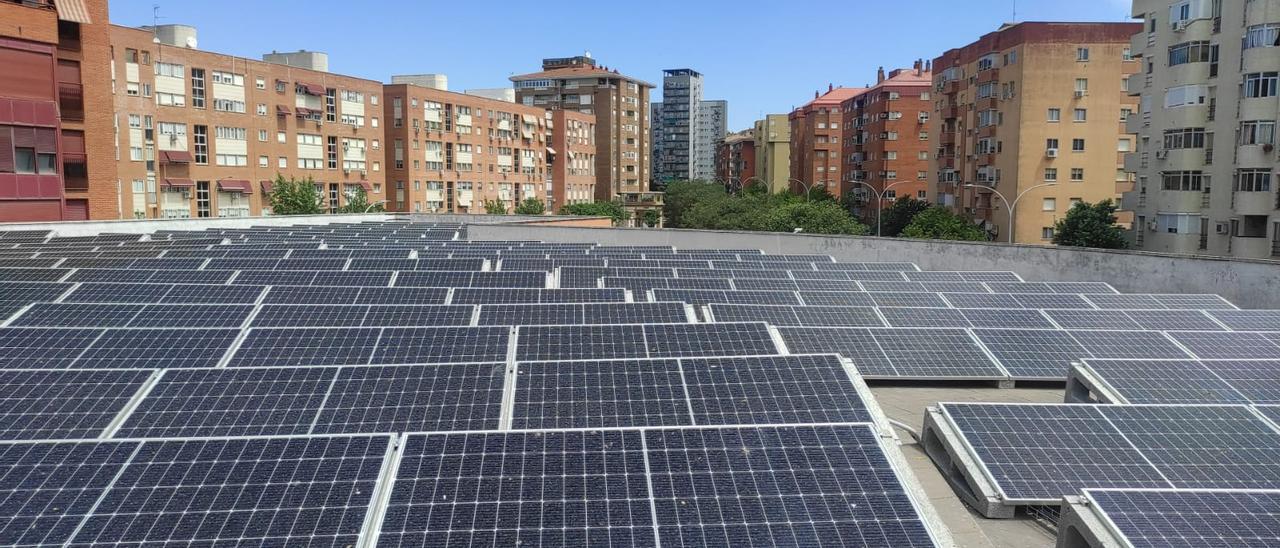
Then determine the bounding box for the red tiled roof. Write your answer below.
[510,66,654,88]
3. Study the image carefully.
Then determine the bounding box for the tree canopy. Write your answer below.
[560,201,629,225]
[901,207,989,241]
[878,197,933,237]
[663,180,867,235]
[513,198,545,215]
[267,175,324,215]
[336,185,382,214]
[1052,199,1128,249]
[482,199,508,215]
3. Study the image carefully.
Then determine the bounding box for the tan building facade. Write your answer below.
[842,62,933,221]
[511,55,654,202]
[753,114,790,193]
[1125,0,1280,258]
[381,82,560,214]
[110,24,386,219]
[930,22,1141,243]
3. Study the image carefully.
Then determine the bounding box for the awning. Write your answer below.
[299,82,325,95]
[546,147,557,155]
[260,180,274,194]
[55,0,92,23]
[217,179,253,194]
[295,107,318,117]
[275,105,291,115]
[160,150,193,164]
[358,180,374,192]
[522,114,539,124]
[162,178,194,189]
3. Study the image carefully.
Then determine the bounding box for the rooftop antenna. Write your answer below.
[1012,0,1017,22]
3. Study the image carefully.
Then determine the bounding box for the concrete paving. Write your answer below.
[869,383,1067,548]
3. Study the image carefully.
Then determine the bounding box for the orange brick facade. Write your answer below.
[382,83,577,214]
[715,130,756,187]
[110,24,385,219]
[841,63,933,219]
[789,86,862,197]
[550,109,596,212]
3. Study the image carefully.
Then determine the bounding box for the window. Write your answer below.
[255,77,265,89]
[192,125,207,164]
[1041,227,1055,240]
[277,131,286,144]
[1156,213,1199,234]
[1074,79,1088,93]
[190,68,205,109]
[1118,138,1132,152]
[1244,24,1280,49]
[1243,72,1279,98]
[1071,168,1084,181]
[154,62,183,78]
[278,156,287,168]
[211,71,243,86]
[327,136,338,169]
[1047,108,1061,122]
[1076,47,1089,61]
[1163,128,1208,149]
[1239,121,1276,145]
[213,98,245,113]
[258,155,268,167]
[1073,108,1087,122]
[1120,108,1133,121]
[1046,138,1060,150]
[1161,170,1208,191]
[258,129,268,142]
[1042,197,1056,211]
[256,103,267,116]
[13,148,35,173]
[1234,169,1272,192]
[1168,41,1212,66]
[1122,47,1134,61]
[1071,139,1085,152]
[1045,168,1058,181]
[214,126,246,140]
[1164,84,1208,107]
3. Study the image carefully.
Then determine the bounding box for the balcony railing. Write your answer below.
[62,159,87,192]
[58,82,84,121]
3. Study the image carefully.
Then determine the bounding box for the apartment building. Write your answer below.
[511,54,653,202]
[111,24,385,219]
[789,85,864,197]
[382,83,557,214]
[655,69,701,183]
[550,109,597,212]
[0,0,114,222]
[930,22,1141,243]
[753,114,791,193]
[698,99,728,181]
[1124,0,1280,258]
[842,62,933,220]
[715,129,755,186]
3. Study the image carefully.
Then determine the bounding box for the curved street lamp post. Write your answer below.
[963,182,1058,243]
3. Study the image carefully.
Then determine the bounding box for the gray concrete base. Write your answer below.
[921,408,1016,519]
[1056,495,1125,548]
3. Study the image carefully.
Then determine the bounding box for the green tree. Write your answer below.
[662,180,726,228]
[1052,199,1128,249]
[268,175,324,215]
[765,200,868,235]
[901,207,989,241]
[336,185,382,214]
[513,198,546,215]
[560,201,629,225]
[483,199,508,215]
[641,209,660,227]
[879,197,933,237]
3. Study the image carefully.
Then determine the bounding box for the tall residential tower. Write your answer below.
[654,69,727,185]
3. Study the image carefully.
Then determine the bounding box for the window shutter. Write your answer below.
[0,127,12,172]
[35,128,57,153]
[11,126,36,148]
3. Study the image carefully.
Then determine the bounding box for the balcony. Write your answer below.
[941,80,959,94]
[62,157,87,192]
[1232,191,1277,216]
[58,82,83,121]
[977,68,999,83]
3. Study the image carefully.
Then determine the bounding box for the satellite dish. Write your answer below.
[185,35,197,49]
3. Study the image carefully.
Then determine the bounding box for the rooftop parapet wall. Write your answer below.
[468,225,1280,310]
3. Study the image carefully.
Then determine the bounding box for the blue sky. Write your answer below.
[108,0,1133,130]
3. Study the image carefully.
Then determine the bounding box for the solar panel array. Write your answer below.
[0,220,954,547]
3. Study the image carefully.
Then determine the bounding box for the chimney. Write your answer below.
[814,90,819,99]
[926,60,932,72]
[876,67,885,84]
[913,59,922,75]
[828,83,833,92]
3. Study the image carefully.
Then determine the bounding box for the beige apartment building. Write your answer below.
[930,22,1142,243]
[381,82,566,214]
[753,114,791,193]
[510,54,654,204]
[111,24,385,219]
[1124,0,1280,258]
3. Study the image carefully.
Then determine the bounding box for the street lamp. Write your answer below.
[848,181,912,237]
[963,182,1058,243]
[788,178,824,202]
[365,199,387,213]
[741,176,766,193]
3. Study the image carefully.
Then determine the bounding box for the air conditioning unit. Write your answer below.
[1215,222,1229,235]
[1155,150,1168,159]
[1147,220,1158,231]
[1074,90,1087,99]
[1173,20,1188,32]
[1046,148,1059,158]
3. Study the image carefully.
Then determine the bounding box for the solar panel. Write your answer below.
[8,303,142,328]
[451,288,626,304]
[161,283,265,304]
[1127,309,1225,331]
[0,440,139,546]
[364,304,475,327]
[793,278,863,291]
[116,366,336,437]
[646,322,778,358]
[1083,488,1280,548]
[313,363,504,433]
[146,269,234,284]
[377,430,656,547]
[1206,360,1280,404]
[0,328,101,368]
[972,328,1091,379]
[0,368,151,439]
[66,268,154,283]
[1079,359,1249,404]
[262,285,363,305]
[879,307,971,328]
[1086,294,1165,309]
[517,324,647,361]
[1066,330,1190,359]
[959,309,1055,329]
[372,326,511,364]
[70,435,388,546]
[1167,331,1280,360]
[1012,293,1095,309]
[985,282,1054,293]
[128,303,255,328]
[941,292,1022,309]
[312,270,395,286]
[1155,294,1237,309]
[76,328,240,368]
[644,424,937,547]
[1044,309,1142,330]
[682,354,873,425]
[940,403,1170,501]
[1208,310,1280,331]
[652,289,801,306]
[867,292,949,308]
[512,358,690,429]
[0,268,69,282]
[233,270,318,286]
[796,291,875,307]
[1098,405,1280,489]
[230,327,382,367]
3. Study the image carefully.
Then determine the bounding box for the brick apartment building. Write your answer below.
[110,24,385,219]
[842,61,933,220]
[510,55,654,203]
[930,22,1141,243]
[549,109,597,212]
[0,0,114,221]
[381,82,577,214]
[715,129,756,187]
[789,85,864,198]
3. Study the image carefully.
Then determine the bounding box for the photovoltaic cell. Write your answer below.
[644,322,778,358]
[942,292,1022,309]
[0,441,139,546]
[682,354,872,425]
[972,328,1092,379]
[1080,359,1248,404]
[1127,310,1224,332]
[0,368,151,439]
[513,358,689,428]
[230,327,382,367]
[1043,309,1142,330]
[1167,331,1280,360]
[517,324,647,361]
[372,326,511,364]
[796,291,876,307]
[959,309,1055,329]
[8,303,142,328]
[1011,293,1094,309]
[1066,330,1190,359]
[878,307,970,328]
[1208,310,1280,331]
[75,328,240,368]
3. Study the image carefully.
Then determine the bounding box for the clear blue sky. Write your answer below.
[109,0,1133,130]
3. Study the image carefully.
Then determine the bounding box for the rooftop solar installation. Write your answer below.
[0,368,152,439]
[1081,488,1280,548]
